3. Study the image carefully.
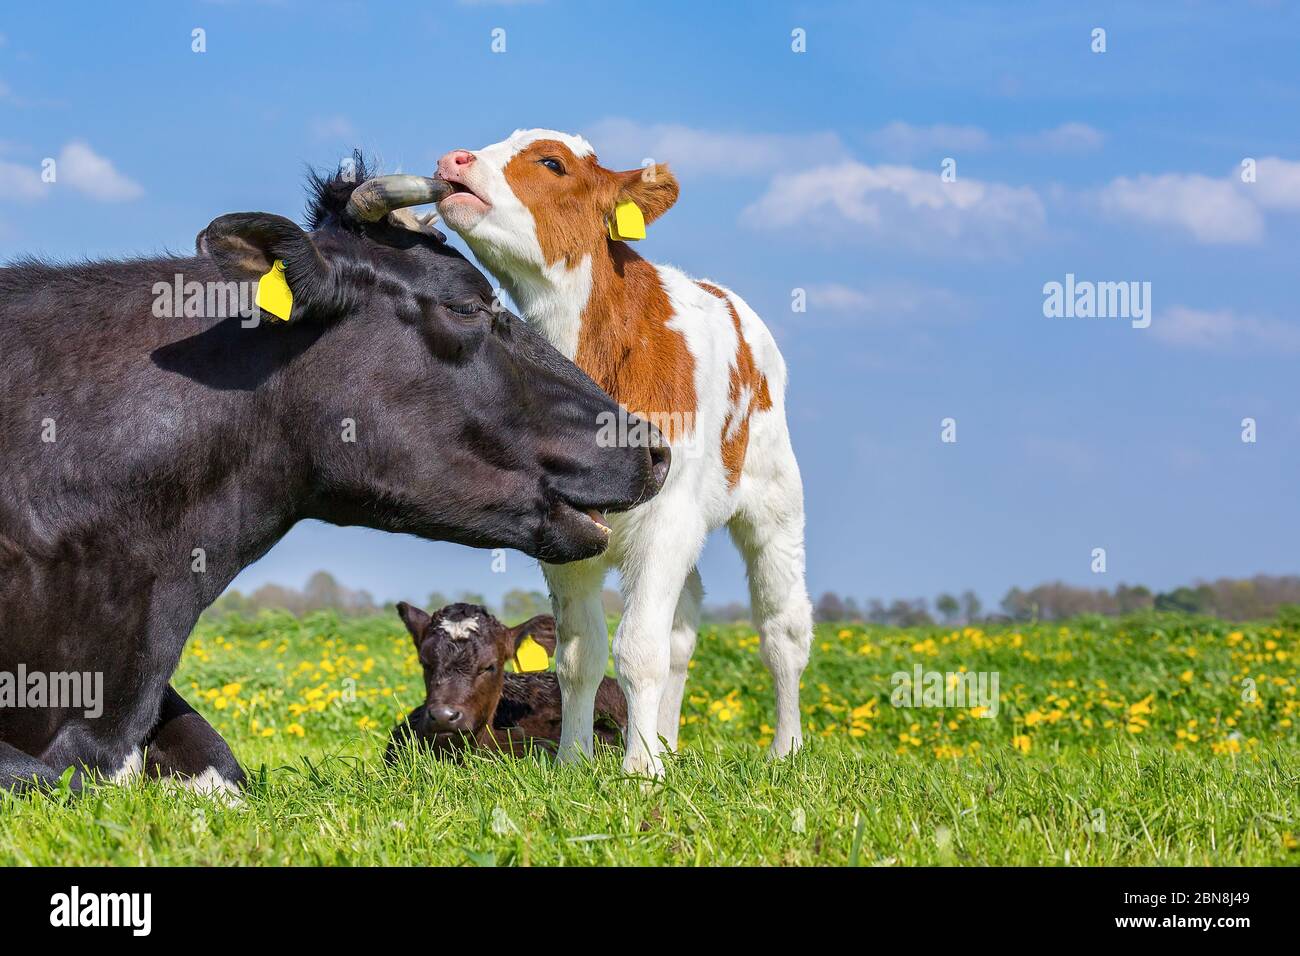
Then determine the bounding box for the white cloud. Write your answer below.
[1014,122,1105,153]
[1152,305,1300,353]
[805,281,969,323]
[1097,172,1263,243]
[1250,156,1300,210]
[742,160,1044,249]
[57,141,143,201]
[585,118,847,175]
[806,283,874,312]
[0,158,45,200]
[1097,156,1300,244]
[0,144,142,203]
[586,118,1104,181]
[865,121,991,157]
[310,115,356,141]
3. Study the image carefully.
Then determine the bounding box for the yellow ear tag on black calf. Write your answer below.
[512,635,550,673]
[607,200,646,241]
[256,259,293,322]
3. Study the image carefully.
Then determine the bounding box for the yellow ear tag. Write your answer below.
[256,259,293,322]
[607,200,646,241]
[513,635,550,673]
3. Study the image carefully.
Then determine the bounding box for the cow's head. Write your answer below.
[396,600,555,738]
[194,157,668,562]
[433,129,679,270]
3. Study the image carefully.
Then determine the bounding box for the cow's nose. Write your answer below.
[448,150,474,167]
[649,442,671,491]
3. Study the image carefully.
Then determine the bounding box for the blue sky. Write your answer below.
[3,1,1298,610]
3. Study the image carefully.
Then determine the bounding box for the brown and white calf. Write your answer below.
[432,130,812,776]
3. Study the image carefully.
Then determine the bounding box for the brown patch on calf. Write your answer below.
[698,282,773,488]
[502,141,696,441]
[576,247,696,443]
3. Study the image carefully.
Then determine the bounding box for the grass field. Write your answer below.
[1,610,1297,865]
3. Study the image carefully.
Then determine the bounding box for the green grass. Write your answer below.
[1,611,1296,865]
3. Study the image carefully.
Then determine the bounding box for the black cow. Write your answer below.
[0,157,668,795]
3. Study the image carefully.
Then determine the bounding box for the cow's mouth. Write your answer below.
[557,497,612,534]
[544,496,615,559]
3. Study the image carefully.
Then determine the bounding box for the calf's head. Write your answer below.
[433,129,680,271]
[396,601,556,736]
[194,157,668,562]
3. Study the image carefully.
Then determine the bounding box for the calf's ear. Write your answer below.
[196,212,332,321]
[505,615,558,656]
[396,601,433,646]
[614,164,678,225]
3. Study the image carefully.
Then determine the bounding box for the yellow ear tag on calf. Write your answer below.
[607,200,646,241]
[256,259,293,322]
[513,635,550,673]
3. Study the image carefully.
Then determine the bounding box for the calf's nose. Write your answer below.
[428,705,463,730]
[438,150,475,178]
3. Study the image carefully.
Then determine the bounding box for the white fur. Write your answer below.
[441,617,480,640]
[160,766,244,807]
[110,747,143,783]
[438,134,813,776]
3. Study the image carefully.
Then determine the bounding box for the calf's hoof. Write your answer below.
[554,739,595,766]
[767,732,803,760]
[621,749,665,780]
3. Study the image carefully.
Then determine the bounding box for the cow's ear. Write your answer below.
[197,212,332,320]
[614,164,678,225]
[505,615,557,656]
[396,601,433,647]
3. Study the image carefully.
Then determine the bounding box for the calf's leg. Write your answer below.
[543,559,610,763]
[728,453,813,759]
[655,566,703,751]
[616,514,706,777]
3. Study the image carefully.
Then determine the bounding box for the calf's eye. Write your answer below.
[445,300,482,317]
[539,157,565,175]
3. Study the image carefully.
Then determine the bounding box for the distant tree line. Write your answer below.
[206,572,623,621]
[808,574,1300,625]
[207,571,1300,625]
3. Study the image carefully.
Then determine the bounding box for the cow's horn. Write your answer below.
[344,175,454,223]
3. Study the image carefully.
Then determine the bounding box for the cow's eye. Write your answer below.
[479,664,496,676]
[538,157,565,175]
[444,300,482,317]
